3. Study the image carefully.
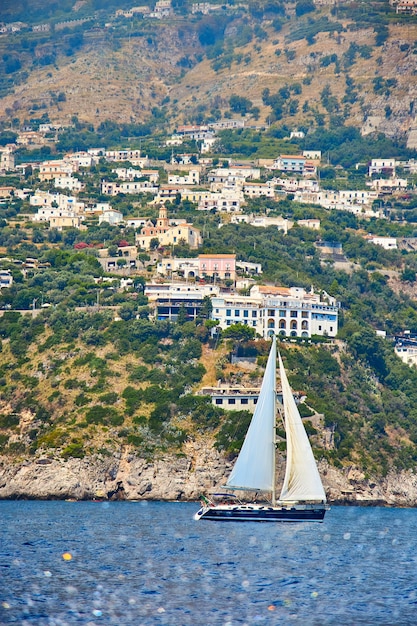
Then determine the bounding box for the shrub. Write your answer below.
[85,404,123,426]
[0,413,20,428]
[99,392,118,405]
[62,442,85,459]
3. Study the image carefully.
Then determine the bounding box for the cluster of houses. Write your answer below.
[2,135,417,353]
[1,136,416,254]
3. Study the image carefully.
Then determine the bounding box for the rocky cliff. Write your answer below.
[1,441,417,507]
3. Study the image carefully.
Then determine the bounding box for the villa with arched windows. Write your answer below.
[210,284,339,339]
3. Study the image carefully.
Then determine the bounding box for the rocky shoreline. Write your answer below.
[1,442,417,507]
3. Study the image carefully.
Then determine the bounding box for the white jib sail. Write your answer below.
[226,336,277,493]
[278,352,326,503]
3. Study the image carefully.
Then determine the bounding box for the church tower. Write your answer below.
[157,206,169,230]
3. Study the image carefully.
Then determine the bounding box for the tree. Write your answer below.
[295,0,315,17]
[401,268,416,283]
[222,323,256,341]
[229,95,253,115]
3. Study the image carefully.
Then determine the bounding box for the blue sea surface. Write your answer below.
[0,501,416,625]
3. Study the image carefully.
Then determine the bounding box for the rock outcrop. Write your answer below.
[1,442,417,506]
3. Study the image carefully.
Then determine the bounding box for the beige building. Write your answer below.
[49,215,86,230]
[38,160,76,182]
[136,206,202,250]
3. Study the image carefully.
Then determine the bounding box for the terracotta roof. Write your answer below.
[257,286,291,296]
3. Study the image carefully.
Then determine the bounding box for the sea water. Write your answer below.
[1,501,416,625]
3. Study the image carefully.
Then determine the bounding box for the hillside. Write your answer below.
[0,1,417,142]
[1,209,417,503]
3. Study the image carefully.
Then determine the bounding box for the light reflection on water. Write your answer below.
[1,501,417,625]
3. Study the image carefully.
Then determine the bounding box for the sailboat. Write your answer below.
[194,335,329,522]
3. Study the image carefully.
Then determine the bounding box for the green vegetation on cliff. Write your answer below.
[2,207,417,477]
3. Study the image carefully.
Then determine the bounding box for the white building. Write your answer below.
[294,189,380,213]
[65,152,99,168]
[211,285,338,339]
[145,282,219,301]
[243,182,275,198]
[303,150,321,161]
[368,159,396,176]
[54,176,85,192]
[0,270,13,289]
[98,208,124,225]
[197,189,243,213]
[168,170,200,185]
[113,168,159,183]
[366,236,397,250]
[30,191,84,214]
[101,180,159,196]
[105,149,143,162]
[369,178,408,192]
[230,214,293,233]
[124,217,148,230]
[395,339,417,367]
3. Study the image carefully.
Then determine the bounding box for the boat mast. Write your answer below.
[272,335,277,507]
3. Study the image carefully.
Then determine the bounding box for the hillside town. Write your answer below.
[2,121,417,347]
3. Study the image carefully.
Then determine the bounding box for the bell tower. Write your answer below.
[157,206,168,229]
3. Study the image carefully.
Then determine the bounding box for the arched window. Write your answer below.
[279,329,286,336]
[301,331,309,337]
[290,320,297,330]
[290,330,297,337]
[301,320,308,330]
[268,318,275,329]
[279,320,286,329]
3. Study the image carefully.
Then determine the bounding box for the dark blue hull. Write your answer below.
[194,504,328,522]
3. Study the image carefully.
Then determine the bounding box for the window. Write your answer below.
[228,398,236,405]
[290,311,298,318]
[252,311,257,318]
[241,398,248,405]
[235,310,240,317]
[290,320,297,330]
[301,320,308,330]
[279,320,286,329]
[279,310,286,317]
[226,309,231,317]
[267,309,275,317]
[302,311,309,318]
[215,398,223,405]
[243,310,249,318]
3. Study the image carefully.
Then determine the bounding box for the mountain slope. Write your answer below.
[0,3,416,140]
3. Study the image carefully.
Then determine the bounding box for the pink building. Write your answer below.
[198,254,236,281]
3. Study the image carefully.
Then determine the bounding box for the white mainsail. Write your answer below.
[278,352,326,503]
[226,335,277,493]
